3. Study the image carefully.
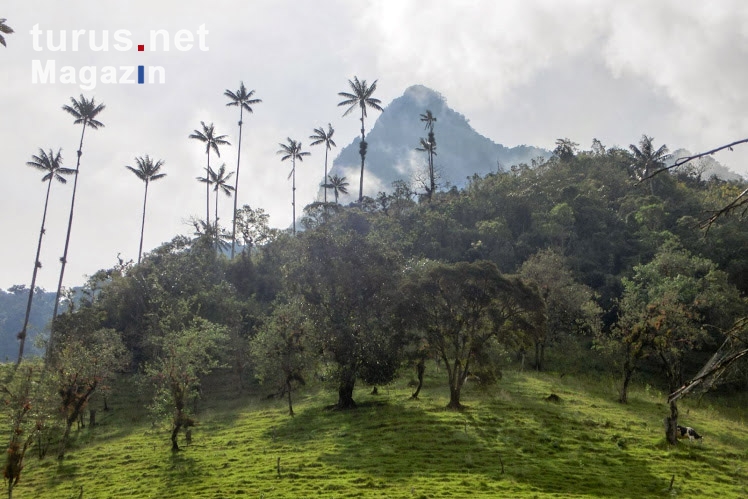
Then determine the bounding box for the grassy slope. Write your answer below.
[14,368,748,499]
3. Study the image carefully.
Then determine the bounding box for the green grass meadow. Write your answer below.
[13,368,748,498]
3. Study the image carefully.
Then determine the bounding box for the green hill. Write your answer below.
[6,136,748,499]
[13,368,747,499]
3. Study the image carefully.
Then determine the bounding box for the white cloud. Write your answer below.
[3,0,748,290]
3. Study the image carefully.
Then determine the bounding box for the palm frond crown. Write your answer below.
[629,135,670,179]
[62,94,106,129]
[420,110,437,131]
[416,138,437,155]
[196,165,216,185]
[210,163,236,196]
[0,18,14,47]
[337,77,383,117]
[27,148,74,183]
[277,138,310,163]
[309,124,337,150]
[326,174,349,192]
[224,82,262,114]
[125,155,166,183]
[189,121,231,156]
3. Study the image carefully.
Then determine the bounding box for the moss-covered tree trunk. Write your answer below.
[336,366,357,410]
[665,400,679,445]
[534,341,546,371]
[446,359,466,410]
[171,382,185,452]
[411,358,425,399]
[286,379,294,417]
[171,420,182,452]
[619,357,634,404]
[58,381,97,460]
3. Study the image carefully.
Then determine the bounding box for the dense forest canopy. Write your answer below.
[34,138,748,385]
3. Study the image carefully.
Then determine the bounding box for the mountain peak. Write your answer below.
[402,85,447,107]
[329,86,548,199]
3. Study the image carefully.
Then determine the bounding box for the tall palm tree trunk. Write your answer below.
[358,113,365,202]
[52,123,87,324]
[429,147,435,196]
[18,178,53,364]
[205,150,211,224]
[137,181,149,264]
[215,186,220,238]
[323,147,329,204]
[292,159,296,235]
[231,108,244,258]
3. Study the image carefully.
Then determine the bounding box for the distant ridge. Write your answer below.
[329,85,549,199]
[669,148,744,181]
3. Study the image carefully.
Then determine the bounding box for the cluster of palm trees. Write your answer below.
[270,77,381,233]
[188,83,262,250]
[189,77,382,243]
[17,76,383,362]
[188,77,384,243]
[416,110,437,200]
[19,95,106,363]
[309,126,349,204]
[190,121,231,229]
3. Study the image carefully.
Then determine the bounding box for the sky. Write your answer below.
[2,0,748,291]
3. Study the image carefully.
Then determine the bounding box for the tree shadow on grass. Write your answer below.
[482,395,676,498]
[153,451,201,497]
[266,397,662,498]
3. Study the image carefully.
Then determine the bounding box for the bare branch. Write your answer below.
[699,185,748,231]
[637,137,748,229]
[647,138,748,180]
[668,318,748,403]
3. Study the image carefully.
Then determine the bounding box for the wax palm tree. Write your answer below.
[125,155,166,264]
[224,82,261,258]
[209,163,235,232]
[338,77,383,201]
[0,18,14,47]
[52,95,105,323]
[416,137,437,200]
[196,166,215,237]
[189,217,232,252]
[417,110,438,200]
[18,148,74,363]
[629,134,670,194]
[420,110,436,132]
[554,138,579,162]
[189,121,230,224]
[309,124,337,203]
[324,174,349,204]
[277,138,310,234]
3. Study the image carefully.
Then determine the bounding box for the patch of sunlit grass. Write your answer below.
[11,367,748,498]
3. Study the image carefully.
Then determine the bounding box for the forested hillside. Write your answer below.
[3,137,748,498]
[38,138,748,406]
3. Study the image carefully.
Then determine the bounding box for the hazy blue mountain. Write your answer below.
[669,148,744,181]
[0,285,55,361]
[328,85,549,199]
